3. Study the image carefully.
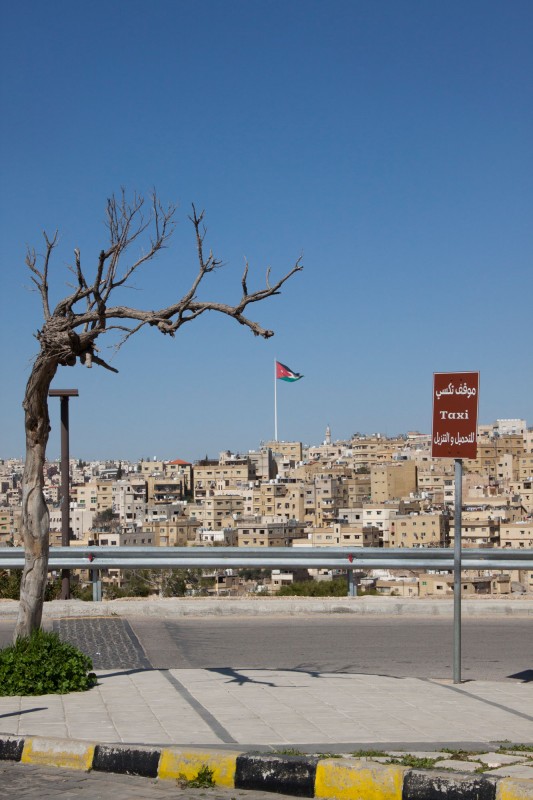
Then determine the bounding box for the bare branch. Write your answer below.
[25,231,58,320]
[90,353,119,373]
[242,260,249,297]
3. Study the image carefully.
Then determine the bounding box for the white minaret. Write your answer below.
[325,425,331,445]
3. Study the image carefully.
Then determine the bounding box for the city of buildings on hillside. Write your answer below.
[1,418,532,598]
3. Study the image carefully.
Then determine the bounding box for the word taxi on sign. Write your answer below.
[432,372,479,459]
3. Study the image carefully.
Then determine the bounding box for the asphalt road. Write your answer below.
[1,615,531,681]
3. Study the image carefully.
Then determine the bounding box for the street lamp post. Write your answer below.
[48,389,79,600]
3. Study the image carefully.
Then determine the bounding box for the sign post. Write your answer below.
[432,372,479,684]
[49,389,79,600]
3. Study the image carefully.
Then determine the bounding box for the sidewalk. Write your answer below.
[1,666,533,797]
[1,667,532,749]
[1,600,532,797]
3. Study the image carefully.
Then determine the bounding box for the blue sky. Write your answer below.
[1,0,531,462]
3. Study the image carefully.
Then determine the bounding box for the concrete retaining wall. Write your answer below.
[1,596,533,618]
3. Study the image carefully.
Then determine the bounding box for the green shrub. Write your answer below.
[0,629,97,696]
[0,570,22,599]
[277,578,348,597]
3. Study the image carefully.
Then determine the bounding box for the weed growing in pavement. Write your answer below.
[440,748,477,760]
[387,755,440,769]
[351,749,388,759]
[273,749,306,757]
[177,765,215,788]
[497,743,533,753]
[315,753,343,759]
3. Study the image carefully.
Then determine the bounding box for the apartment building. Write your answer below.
[142,516,200,546]
[389,513,448,548]
[243,480,305,521]
[164,459,193,492]
[508,480,533,513]
[72,479,114,513]
[518,454,533,481]
[348,436,407,468]
[146,475,186,505]
[194,454,254,499]
[500,521,533,549]
[339,474,372,506]
[362,505,399,545]
[416,465,454,504]
[310,522,380,547]
[448,519,500,548]
[112,478,147,525]
[0,507,21,545]
[49,507,95,540]
[246,448,277,481]
[189,494,244,530]
[139,460,165,476]
[465,435,524,478]
[237,518,306,546]
[264,441,303,464]
[371,461,417,503]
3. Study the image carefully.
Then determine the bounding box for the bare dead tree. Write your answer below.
[17,190,302,639]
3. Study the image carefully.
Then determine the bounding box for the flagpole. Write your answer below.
[274,359,278,441]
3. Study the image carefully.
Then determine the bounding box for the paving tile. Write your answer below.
[435,759,482,772]
[487,764,533,779]
[473,751,527,767]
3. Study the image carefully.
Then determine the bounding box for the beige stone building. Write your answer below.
[310,522,380,548]
[139,460,165,476]
[508,480,533,513]
[375,579,418,597]
[340,474,372,506]
[194,454,254,499]
[142,516,200,546]
[418,572,510,596]
[307,475,344,527]
[112,478,147,524]
[164,459,193,492]
[243,480,305,522]
[465,436,524,478]
[190,494,244,530]
[348,436,406,470]
[70,479,114,514]
[500,521,533,549]
[146,475,186,505]
[237,518,306,547]
[264,441,303,463]
[71,481,98,511]
[0,507,21,545]
[49,507,95,540]
[518,454,533,481]
[362,505,399,546]
[389,513,448,548]
[448,519,500,548]
[371,461,417,503]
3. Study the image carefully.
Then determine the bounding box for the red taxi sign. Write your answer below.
[432,372,479,459]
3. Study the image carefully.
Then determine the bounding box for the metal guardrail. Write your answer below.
[1,546,532,571]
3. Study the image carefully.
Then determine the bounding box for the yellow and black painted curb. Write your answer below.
[1,735,532,799]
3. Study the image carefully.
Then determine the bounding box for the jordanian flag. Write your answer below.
[276,361,303,382]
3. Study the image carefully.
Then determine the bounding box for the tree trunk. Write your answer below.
[15,353,57,640]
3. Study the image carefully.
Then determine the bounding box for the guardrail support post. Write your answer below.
[347,569,358,597]
[91,569,102,602]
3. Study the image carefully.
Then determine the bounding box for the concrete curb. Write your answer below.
[1,735,532,799]
[2,597,533,618]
